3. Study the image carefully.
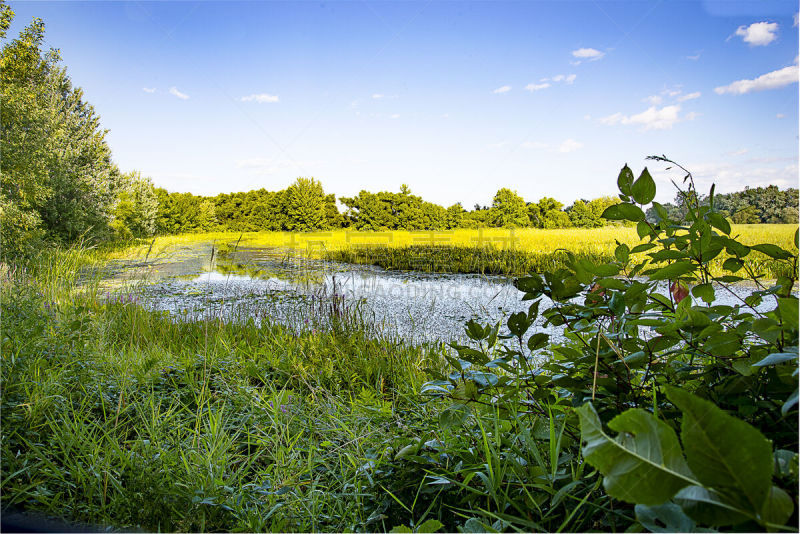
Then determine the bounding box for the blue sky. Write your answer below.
[6,0,799,206]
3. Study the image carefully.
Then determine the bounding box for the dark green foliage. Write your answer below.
[0,7,123,255]
[415,157,799,532]
[325,245,614,275]
[648,185,799,224]
[155,189,217,234]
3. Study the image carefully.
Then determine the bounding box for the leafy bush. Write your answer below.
[411,157,798,532]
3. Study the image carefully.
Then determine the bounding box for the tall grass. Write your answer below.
[0,249,447,531]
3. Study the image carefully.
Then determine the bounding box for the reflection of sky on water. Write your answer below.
[110,244,790,345]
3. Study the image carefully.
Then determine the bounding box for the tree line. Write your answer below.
[648,186,798,225]
[1,4,796,259]
[152,181,627,236]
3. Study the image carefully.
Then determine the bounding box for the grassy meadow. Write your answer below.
[114,224,798,278]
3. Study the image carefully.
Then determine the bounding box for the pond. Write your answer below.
[102,242,783,345]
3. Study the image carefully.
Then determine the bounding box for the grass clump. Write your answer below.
[0,258,446,532]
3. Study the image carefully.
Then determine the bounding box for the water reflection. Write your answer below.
[108,243,785,345]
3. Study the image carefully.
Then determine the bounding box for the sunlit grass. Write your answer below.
[112,225,798,278]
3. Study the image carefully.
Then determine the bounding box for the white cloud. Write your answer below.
[599,112,625,126]
[729,148,749,156]
[684,160,798,193]
[142,87,156,93]
[525,74,576,92]
[685,111,700,121]
[714,64,798,94]
[389,114,400,119]
[777,113,785,119]
[525,82,550,91]
[626,105,681,129]
[571,47,605,61]
[551,74,577,84]
[241,93,279,103]
[600,105,682,130]
[644,95,663,105]
[372,93,384,99]
[677,91,701,102]
[169,87,189,100]
[686,53,701,60]
[794,12,798,27]
[734,22,779,46]
[493,85,512,94]
[558,139,583,153]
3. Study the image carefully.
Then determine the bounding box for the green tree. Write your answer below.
[110,172,158,239]
[489,188,530,227]
[566,200,599,228]
[0,6,122,256]
[536,197,572,228]
[285,177,327,231]
[445,203,464,229]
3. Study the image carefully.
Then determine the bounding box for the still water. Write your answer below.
[104,243,780,345]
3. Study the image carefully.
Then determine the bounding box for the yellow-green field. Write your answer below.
[114,224,794,258]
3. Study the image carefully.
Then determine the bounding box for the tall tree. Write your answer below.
[285,177,327,231]
[111,172,158,239]
[489,188,530,228]
[0,4,122,256]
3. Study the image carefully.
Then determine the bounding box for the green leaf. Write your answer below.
[602,203,646,222]
[631,243,657,253]
[722,238,750,258]
[637,220,652,239]
[615,243,630,263]
[782,388,798,415]
[439,404,469,429]
[691,283,714,304]
[750,243,794,260]
[752,352,797,367]
[666,387,773,516]
[507,312,531,338]
[618,164,635,196]
[389,525,413,533]
[577,403,695,505]
[635,502,697,533]
[461,518,496,533]
[586,263,621,277]
[631,168,657,204]
[674,485,749,527]
[777,297,798,330]
[527,333,549,351]
[761,486,794,526]
[395,441,420,460]
[721,258,743,273]
[452,382,479,401]
[702,331,740,357]
[648,261,696,281]
[515,275,543,294]
[465,319,487,341]
[707,213,730,235]
[415,519,444,533]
